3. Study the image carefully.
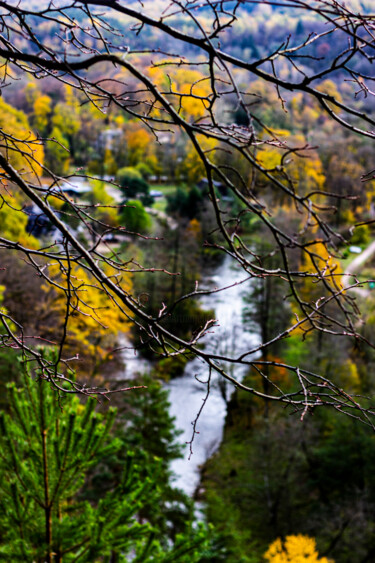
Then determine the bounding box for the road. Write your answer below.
[341,240,375,297]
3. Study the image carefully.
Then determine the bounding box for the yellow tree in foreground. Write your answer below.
[264,535,334,563]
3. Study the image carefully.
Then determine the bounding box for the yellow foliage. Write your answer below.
[257,145,325,207]
[64,84,81,112]
[284,136,325,197]
[300,106,320,130]
[257,146,282,170]
[51,86,81,138]
[256,135,325,196]
[0,98,44,178]
[264,535,334,563]
[298,240,341,303]
[339,359,361,392]
[42,263,131,371]
[125,126,153,166]
[103,149,117,176]
[366,180,375,208]
[24,82,39,106]
[306,241,341,276]
[290,93,303,114]
[289,240,341,335]
[316,80,343,105]
[0,284,17,335]
[268,129,291,138]
[149,65,210,120]
[250,79,279,103]
[180,135,218,183]
[89,180,119,226]
[0,186,38,248]
[187,218,202,240]
[33,95,52,134]
[114,114,125,126]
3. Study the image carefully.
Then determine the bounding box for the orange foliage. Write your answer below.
[125,126,153,166]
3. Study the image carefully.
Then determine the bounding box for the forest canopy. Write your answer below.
[0,0,374,417]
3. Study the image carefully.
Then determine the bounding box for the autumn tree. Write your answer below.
[0,0,374,422]
[264,535,333,563]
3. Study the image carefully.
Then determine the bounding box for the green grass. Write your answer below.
[339,253,361,272]
[151,184,178,195]
[153,200,167,213]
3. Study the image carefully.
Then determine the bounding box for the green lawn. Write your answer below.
[151,184,178,195]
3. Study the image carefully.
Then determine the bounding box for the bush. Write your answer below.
[166,185,203,219]
[350,224,370,246]
[121,199,151,233]
[117,166,150,199]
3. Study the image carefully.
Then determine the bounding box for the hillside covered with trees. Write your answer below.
[0,0,374,561]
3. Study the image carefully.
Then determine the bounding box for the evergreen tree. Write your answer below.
[166,186,203,220]
[97,373,196,542]
[0,360,216,562]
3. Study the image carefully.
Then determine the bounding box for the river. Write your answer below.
[58,177,259,496]
[166,256,259,496]
[119,254,259,496]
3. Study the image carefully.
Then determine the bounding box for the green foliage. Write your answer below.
[0,275,20,395]
[242,245,291,399]
[59,201,81,230]
[95,373,193,541]
[306,413,375,502]
[51,99,80,139]
[202,476,258,563]
[136,161,153,179]
[282,335,310,368]
[121,199,151,233]
[153,354,191,380]
[0,359,216,562]
[2,15,375,563]
[350,223,370,246]
[166,185,203,219]
[117,166,151,201]
[116,374,183,475]
[88,180,119,227]
[159,299,214,342]
[45,126,70,175]
[202,384,375,562]
[0,348,20,410]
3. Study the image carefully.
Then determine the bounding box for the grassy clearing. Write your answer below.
[151,184,178,195]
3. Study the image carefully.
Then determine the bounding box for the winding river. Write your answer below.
[120,255,258,496]
[57,178,259,494]
[166,256,259,496]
